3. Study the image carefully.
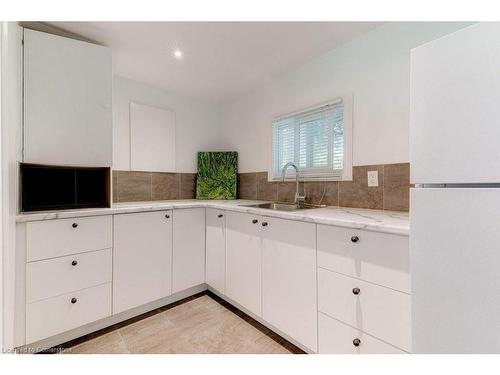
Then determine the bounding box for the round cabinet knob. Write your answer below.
[165,214,170,219]
[352,287,360,295]
[71,298,77,304]
[71,260,78,266]
[218,214,223,218]
[252,219,258,224]
[262,222,268,227]
[350,235,359,243]
[72,223,78,228]
[352,338,361,347]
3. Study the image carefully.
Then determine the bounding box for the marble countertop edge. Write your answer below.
[15,199,409,236]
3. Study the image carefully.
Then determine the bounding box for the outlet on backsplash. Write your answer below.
[367,170,379,187]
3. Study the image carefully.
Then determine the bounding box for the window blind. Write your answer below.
[272,102,344,179]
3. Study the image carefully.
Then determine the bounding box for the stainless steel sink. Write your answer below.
[244,202,326,211]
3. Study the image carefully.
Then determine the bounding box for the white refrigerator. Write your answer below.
[410,22,500,353]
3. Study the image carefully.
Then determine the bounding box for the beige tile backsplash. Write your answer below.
[113,163,410,212]
[113,171,197,203]
[238,163,410,212]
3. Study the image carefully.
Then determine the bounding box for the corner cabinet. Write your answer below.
[205,208,226,294]
[23,29,112,167]
[113,211,173,314]
[225,211,263,316]
[172,208,206,293]
[225,211,318,352]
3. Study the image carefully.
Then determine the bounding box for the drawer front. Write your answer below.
[317,224,410,292]
[26,215,112,262]
[318,268,411,351]
[26,283,112,344]
[27,248,112,303]
[319,313,406,354]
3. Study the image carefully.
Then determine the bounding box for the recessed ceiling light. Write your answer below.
[173,49,183,59]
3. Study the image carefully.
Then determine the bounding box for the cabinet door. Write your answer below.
[172,208,206,293]
[410,23,500,184]
[113,211,172,314]
[262,217,317,352]
[225,211,262,316]
[206,208,226,294]
[24,29,112,167]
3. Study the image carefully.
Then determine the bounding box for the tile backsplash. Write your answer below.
[113,163,410,212]
[113,171,197,203]
[238,163,410,212]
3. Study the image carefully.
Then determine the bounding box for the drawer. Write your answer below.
[27,248,112,303]
[318,268,411,351]
[318,313,406,354]
[317,224,410,292]
[26,282,112,344]
[27,216,112,262]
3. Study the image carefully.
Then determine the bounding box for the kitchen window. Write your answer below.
[271,95,352,181]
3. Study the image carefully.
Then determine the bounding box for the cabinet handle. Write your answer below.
[352,338,361,347]
[262,222,268,227]
[350,235,359,243]
[71,260,78,266]
[252,219,258,224]
[352,287,360,295]
[218,214,223,218]
[165,214,170,219]
[72,223,78,228]
[71,297,77,304]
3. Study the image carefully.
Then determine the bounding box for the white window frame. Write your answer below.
[269,94,353,182]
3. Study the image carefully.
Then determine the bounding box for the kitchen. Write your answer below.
[1,4,499,371]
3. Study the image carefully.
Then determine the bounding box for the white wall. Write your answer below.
[221,22,473,173]
[1,22,23,351]
[113,76,223,173]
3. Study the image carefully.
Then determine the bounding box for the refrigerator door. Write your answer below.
[410,22,500,184]
[411,188,500,353]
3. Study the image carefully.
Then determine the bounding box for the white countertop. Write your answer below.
[15,199,409,235]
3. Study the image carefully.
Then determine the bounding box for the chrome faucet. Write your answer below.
[281,162,305,204]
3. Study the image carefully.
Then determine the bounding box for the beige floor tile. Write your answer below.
[66,331,129,354]
[64,295,295,354]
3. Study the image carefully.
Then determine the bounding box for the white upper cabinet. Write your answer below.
[130,102,176,172]
[410,23,500,184]
[23,29,112,167]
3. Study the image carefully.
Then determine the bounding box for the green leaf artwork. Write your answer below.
[196,151,238,200]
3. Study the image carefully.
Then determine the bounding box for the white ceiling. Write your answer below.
[50,22,382,103]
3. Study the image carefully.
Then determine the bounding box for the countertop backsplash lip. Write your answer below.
[15,199,409,236]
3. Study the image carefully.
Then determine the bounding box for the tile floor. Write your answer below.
[63,293,300,354]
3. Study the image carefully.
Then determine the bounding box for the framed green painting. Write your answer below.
[196,151,238,200]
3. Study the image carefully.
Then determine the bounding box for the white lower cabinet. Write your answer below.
[113,211,173,314]
[262,217,317,352]
[26,248,112,303]
[19,206,412,352]
[26,283,112,344]
[318,268,411,352]
[172,208,206,293]
[318,313,405,354]
[205,208,226,294]
[225,211,263,316]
